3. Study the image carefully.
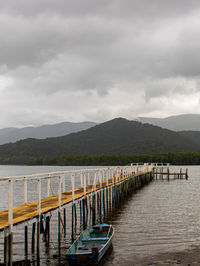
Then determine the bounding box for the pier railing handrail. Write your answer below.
[0,163,158,231]
[0,165,132,181]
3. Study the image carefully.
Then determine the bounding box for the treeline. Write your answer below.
[28,152,200,166]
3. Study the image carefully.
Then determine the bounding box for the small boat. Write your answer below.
[66,223,114,264]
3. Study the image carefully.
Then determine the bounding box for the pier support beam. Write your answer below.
[36,219,40,266]
[4,230,8,265]
[25,225,28,258]
[31,222,36,253]
[58,211,61,254]
[8,230,13,266]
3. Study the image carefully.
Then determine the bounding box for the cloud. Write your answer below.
[1,0,200,127]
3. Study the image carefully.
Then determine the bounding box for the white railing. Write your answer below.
[0,163,154,230]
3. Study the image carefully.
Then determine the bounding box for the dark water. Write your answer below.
[0,165,199,265]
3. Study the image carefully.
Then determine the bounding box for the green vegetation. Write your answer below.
[28,152,200,166]
[0,118,199,165]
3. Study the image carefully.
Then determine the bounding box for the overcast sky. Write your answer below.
[1,0,200,128]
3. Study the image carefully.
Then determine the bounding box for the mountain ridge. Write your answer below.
[0,117,198,164]
[138,114,200,131]
[0,121,97,145]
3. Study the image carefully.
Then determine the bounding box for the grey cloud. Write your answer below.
[1,0,200,20]
[1,0,200,127]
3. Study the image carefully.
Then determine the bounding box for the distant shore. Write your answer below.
[27,152,200,166]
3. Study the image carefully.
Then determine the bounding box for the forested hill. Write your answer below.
[179,131,200,147]
[0,118,198,164]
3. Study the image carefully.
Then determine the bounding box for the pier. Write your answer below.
[0,163,188,265]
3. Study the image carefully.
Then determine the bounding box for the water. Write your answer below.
[0,165,199,265]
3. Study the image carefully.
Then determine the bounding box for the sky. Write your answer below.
[1,0,200,128]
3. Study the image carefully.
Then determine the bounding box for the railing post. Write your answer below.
[84,172,86,196]
[117,168,119,183]
[94,172,97,191]
[8,179,13,231]
[62,175,65,193]
[87,172,90,186]
[99,170,102,187]
[37,179,41,216]
[47,174,50,197]
[59,176,62,210]
[24,176,27,204]
[80,171,83,187]
[71,174,75,203]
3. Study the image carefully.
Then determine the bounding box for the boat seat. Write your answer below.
[82,237,109,241]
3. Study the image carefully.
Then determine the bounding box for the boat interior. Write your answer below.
[68,225,113,254]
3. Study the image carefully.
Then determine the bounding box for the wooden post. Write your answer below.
[47,174,50,197]
[167,167,170,180]
[85,197,88,225]
[25,225,28,258]
[44,216,50,244]
[82,199,86,230]
[58,176,62,253]
[4,230,8,265]
[186,168,188,180]
[8,179,13,231]
[99,190,102,223]
[36,178,41,266]
[92,193,96,225]
[58,211,61,254]
[31,222,36,253]
[36,219,40,266]
[79,201,82,229]
[8,179,13,266]
[74,203,77,233]
[103,188,106,217]
[63,208,66,237]
[8,229,13,266]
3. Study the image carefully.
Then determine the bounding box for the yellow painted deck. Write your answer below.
[0,174,135,231]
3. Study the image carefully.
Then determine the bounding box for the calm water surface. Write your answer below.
[0,165,199,265]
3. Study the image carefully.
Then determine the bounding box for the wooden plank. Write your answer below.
[0,171,153,231]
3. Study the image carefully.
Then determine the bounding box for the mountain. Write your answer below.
[0,121,96,145]
[179,131,200,147]
[138,114,200,131]
[0,118,198,164]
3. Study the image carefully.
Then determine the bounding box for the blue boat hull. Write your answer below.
[66,224,114,264]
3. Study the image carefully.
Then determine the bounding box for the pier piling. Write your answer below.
[0,163,189,264]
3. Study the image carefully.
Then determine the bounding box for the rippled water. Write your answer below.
[0,165,199,265]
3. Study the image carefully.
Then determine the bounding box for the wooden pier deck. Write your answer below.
[0,164,189,265]
[0,171,146,231]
